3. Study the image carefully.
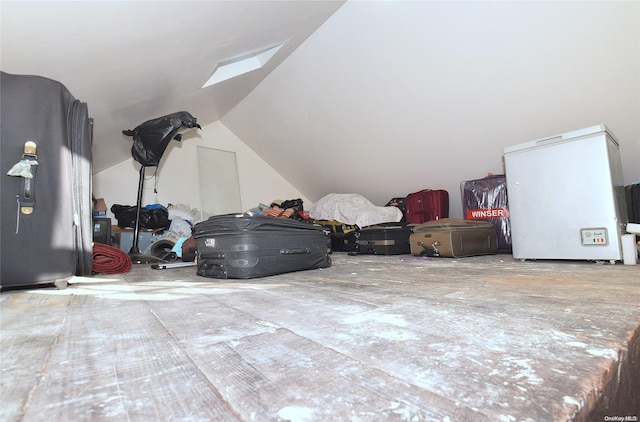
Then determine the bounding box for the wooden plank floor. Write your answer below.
[1,254,639,421]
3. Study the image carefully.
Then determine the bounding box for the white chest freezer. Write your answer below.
[503,124,628,262]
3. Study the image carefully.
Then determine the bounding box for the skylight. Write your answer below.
[202,43,284,88]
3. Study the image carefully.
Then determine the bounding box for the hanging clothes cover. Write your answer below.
[122,111,201,166]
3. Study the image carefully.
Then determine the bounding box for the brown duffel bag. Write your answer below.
[410,218,498,258]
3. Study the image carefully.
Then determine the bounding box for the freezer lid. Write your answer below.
[503,124,619,155]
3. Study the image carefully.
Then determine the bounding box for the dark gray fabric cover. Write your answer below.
[194,215,331,279]
[1,72,93,288]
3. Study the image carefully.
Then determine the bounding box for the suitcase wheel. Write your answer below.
[54,280,69,290]
[418,241,440,257]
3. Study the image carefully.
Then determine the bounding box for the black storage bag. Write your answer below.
[123,111,201,167]
[314,220,359,252]
[111,204,169,229]
[194,215,331,279]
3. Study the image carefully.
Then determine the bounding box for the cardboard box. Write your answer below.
[93,198,107,217]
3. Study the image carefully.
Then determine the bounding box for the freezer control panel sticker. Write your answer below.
[580,228,608,246]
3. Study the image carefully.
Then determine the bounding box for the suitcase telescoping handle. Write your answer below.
[7,141,39,233]
[417,240,441,257]
[280,248,311,255]
[20,141,38,214]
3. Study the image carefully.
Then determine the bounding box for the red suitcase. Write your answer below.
[405,189,449,224]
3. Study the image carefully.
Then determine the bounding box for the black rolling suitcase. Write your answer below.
[1,72,93,289]
[349,222,413,255]
[194,215,331,279]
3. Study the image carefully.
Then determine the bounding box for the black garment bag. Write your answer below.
[122,111,201,167]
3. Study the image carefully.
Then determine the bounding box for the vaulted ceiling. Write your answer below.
[1,0,345,173]
[2,1,639,217]
[220,1,640,208]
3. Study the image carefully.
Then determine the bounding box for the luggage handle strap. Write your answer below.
[19,141,38,214]
[418,241,441,257]
[280,248,311,255]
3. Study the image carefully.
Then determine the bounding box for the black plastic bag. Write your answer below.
[111,204,169,230]
[122,111,201,166]
[279,198,304,213]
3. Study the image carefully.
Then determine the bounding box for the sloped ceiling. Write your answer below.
[0,0,345,173]
[2,1,639,219]
[221,1,640,216]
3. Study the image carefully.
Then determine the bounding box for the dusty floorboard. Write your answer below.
[1,254,639,421]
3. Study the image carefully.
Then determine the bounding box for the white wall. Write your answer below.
[92,121,309,223]
[222,1,640,219]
